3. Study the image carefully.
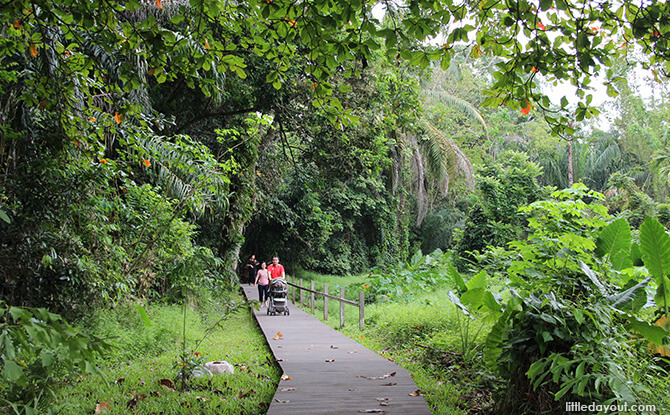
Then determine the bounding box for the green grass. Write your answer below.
[51,290,280,414]
[287,271,498,414]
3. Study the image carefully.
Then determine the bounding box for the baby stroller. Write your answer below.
[267,277,290,316]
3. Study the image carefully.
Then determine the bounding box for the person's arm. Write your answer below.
[281,266,285,279]
[254,273,259,286]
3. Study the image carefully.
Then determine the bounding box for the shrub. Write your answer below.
[0,302,110,413]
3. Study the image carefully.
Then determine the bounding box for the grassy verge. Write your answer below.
[290,269,498,414]
[52,289,280,414]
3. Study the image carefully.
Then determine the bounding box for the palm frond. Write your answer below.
[423,91,488,139]
[139,134,231,216]
[422,120,475,191]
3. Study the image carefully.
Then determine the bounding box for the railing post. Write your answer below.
[291,275,295,304]
[310,281,315,313]
[323,284,328,321]
[359,291,365,330]
[340,287,345,328]
[300,279,304,305]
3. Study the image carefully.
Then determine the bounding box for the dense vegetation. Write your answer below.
[2,0,670,413]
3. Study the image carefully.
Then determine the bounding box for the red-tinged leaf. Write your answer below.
[156,0,163,8]
[29,43,37,57]
[521,101,531,115]
[159,378,175,389]
[330,345,338,349]
[115,377,125,384]
[13,20,22,29]
[94,401,111,413]
[325,359,335,362]
[113,112,123,124]
[537,22,546,30]
[142,159,151,167]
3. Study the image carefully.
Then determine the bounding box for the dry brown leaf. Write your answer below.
[409,389,422,396]
[94,401,111,413]
[158,378,175,389]
[280,387,296,392]
[280,374,291,380]
[325,359,335,362]
[273,331,283,340]
[380,382,397,386]
[115,377,125,384]
[358,410,385,413]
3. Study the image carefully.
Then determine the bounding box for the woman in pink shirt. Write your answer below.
[254,262,270,307]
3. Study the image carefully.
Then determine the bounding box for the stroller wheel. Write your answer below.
[266,307,270,315]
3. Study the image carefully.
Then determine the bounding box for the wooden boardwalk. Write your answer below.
[241,284,431,415]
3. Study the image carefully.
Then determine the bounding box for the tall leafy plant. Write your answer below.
[484,185,669,414]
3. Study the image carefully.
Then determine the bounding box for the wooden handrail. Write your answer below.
[286,276,365,329]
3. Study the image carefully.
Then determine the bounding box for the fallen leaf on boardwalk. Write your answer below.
[158,379,175,389]
[330,345,338,349]
[325,359,335,362]
[273,331,283,340]
[376,398,389,401]
[358,410,385,413]
[280,387,296,392]
[409,390,422,396]
[381,382,397,386]
[276,358,284,362]
[348,350,358,354]
[348,388,356,391]
[362,372,396,380]
[281,374,291,380]
[380,402,389,406]
[275,399,291,403]
[94,401,111,413]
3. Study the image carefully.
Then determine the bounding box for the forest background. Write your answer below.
[2,0,670,413]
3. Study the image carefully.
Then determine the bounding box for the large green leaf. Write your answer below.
[625,317,670,345]
[639,216,670,312]
[466,270,487,290]
[447,264,467,292]
[607,276,651,313]
[595,218,631,259]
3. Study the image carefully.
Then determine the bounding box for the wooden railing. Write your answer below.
[286,276,365,330]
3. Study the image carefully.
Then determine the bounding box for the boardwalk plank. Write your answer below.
[241,285,431,415]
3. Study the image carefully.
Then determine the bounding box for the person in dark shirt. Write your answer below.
[245,254,259,286]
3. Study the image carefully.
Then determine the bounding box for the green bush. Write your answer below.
[0,302,111,414]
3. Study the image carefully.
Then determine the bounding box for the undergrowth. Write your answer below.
[51,289,280,414]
